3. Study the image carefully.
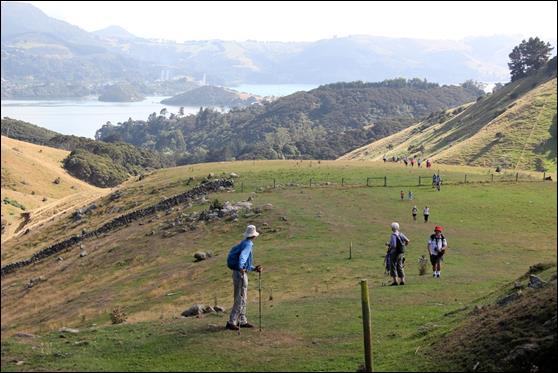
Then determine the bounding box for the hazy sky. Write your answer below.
[23,1,558,42]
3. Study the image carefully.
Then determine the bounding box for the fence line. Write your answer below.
[232,172,550,193]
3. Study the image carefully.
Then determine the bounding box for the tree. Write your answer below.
[160,108,168,117]
[179,107,185,117]
[508,37,554,81]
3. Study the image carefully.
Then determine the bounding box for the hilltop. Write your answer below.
[1,160,555,371]
[339,57,558,172]
[161,86,262,108]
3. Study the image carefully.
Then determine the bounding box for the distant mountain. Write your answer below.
[2,2,556,99]
[339,57,557,172]
[96,78,484,162]
[92,25,138,40]
[161,86,261,107]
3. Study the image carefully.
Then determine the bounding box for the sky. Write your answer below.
[22,1,558,43]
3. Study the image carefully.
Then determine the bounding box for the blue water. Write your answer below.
[0,96,201,139]
[0,84,319,139]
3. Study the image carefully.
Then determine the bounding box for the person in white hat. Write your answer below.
[225,224,262,330]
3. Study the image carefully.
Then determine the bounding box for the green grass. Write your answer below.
[1,161,556,371]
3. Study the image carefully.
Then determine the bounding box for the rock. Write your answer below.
[230,172,240,178]
[280,216,288,221]
[528,275,546,289]
[205,251,213,258]
[59,327,80,334]
[79,250,87,258]
[202,305,215,314]
[194,252,207,261]
[56,256,64,262]
[497,290,522,306]
[262,203,273,210]
[14,332,36,338]
[74,340,89,346]
[513,281,524,289]
[181,304,205,317]
[26,276,46,289]
[214,306,225,313]
[504,343,539,366]
[208,173,215,178]
[247,196,254,202]
[234,201,253,210]
[15,361,25,366]
[109,192,123,201]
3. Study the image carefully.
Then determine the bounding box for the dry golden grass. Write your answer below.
[1,136,110,244]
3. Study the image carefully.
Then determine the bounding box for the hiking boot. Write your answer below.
[436,274,440,278]
[225,322,239,331]
[389,282,398,286]
[239,322,255,328]
[399,281,405,285]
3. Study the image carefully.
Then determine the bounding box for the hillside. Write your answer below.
[1,160,556,371]
[161,86,261,108]
[1,119,173,187]
[1,136,109,243]
[340,58,558,172]
[96,79,484,162]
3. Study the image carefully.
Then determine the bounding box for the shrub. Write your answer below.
[110,306,127,324]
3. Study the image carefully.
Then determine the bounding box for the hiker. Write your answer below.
[426,159,431,168]
[410,158,415,167]
[404,158,408,167]
[432,173,437,188]
[427,226,447,278]
[225,225,262,331]
[408,191,413,200]
[400,190,405,201]
[412,205,418,221]
[423,206,430,222]
[386,222,410,285]
[383,154,387,163]
[417,159,422,168]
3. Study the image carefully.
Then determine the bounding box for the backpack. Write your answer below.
[429,234,446,253]
[394,233,406,254]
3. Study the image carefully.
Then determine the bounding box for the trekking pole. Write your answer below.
[237,271,243,337]
[258,271,262,332]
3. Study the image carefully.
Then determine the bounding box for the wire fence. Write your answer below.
[232,171,552,193]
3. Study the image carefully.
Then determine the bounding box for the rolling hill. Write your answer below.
[1,136,110,244]
[339,58,558,172]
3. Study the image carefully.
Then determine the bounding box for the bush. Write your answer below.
[110,306,127,324]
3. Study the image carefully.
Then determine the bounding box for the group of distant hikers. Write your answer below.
[383,154,432,168]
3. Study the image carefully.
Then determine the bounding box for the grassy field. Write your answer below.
[1,160,556,371]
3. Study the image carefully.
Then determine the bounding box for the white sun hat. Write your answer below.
[391,222,400,231]
[243,224,260,238]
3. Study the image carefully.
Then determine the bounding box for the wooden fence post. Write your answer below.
[367,177,370,187]
[241,182,244,193]
[342,177,345,187]
[516,173,519,182]
[349,241,353,259]
[491,174,494,183]
[273,179,276,189]
[419,176,421,186]
[384,176,387,187]
[360,279,373,372]
[464,174,467,183]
